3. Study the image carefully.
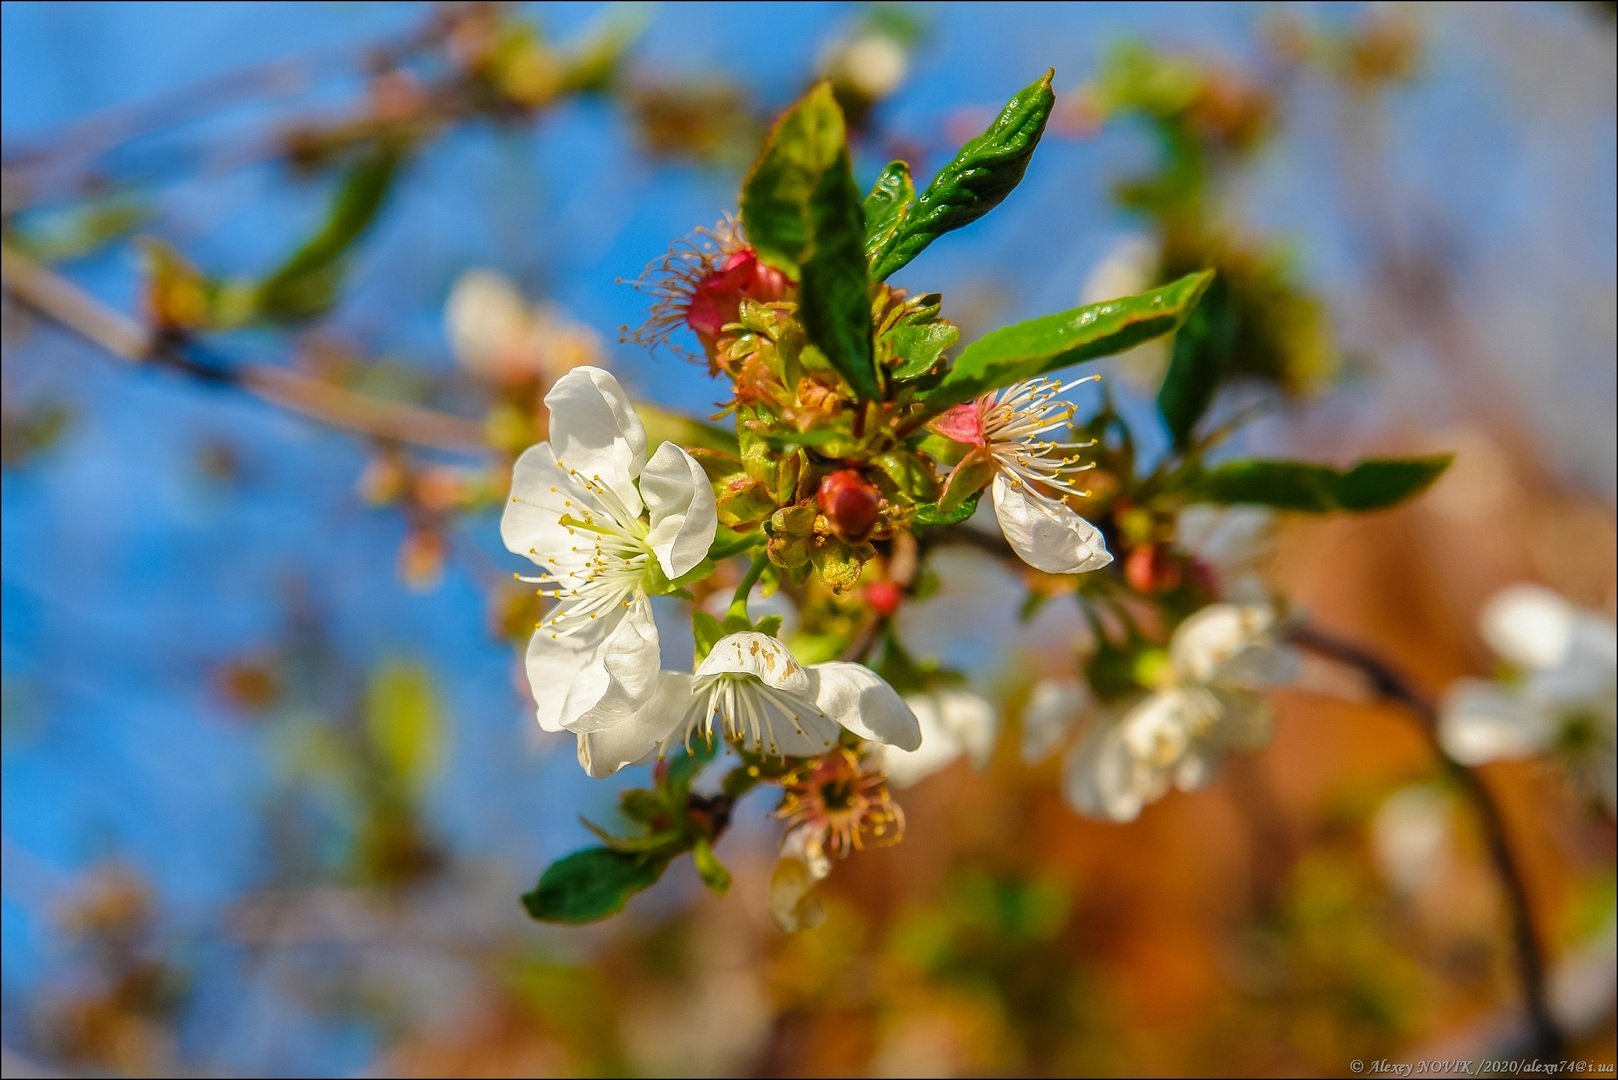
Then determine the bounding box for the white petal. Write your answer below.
[446,269,528,377]
[1022,678,1089,763]
[885,695,965,788]
[501,443,595,577]
[556,595,663,733]
[808,662,922,750]
[1063,718,1155,822]
[640,442,718,579]
[990,475,1112,575]
[696,632,810,693]
[1117,689,1197,769]
[522,624,604,732]
[1480,585,1583,670]
[544,366,647,518]
[1438,679,1555,765]
[1171,603,1296,688]
[935,688,999,767]
[769,827,830,933]
[576,672,693,778]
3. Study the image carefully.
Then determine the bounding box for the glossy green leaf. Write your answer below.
[521,848,668,924]
[873,449,940,502]
[254,147,402,321]
[913,489,983,527]
[885,322,959,380]
[739,84,878,400]
[863,161,914,259]
[921,270,1214,414]
[869,72,1056,282]
[1186,455,1454,513]
[1157,274,1236,448]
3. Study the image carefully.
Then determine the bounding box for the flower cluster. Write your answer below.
[501,71,1460,931]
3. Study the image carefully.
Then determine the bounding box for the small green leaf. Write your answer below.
[863,160,914,259]
[1185,455,1454,513]
[740,84,878,400]
[364,662,441,789]
[913,488,984,526]
[1157,274,1236,448]
[922,270,1214,414]
[869,71,1056,282]
[873,449,940,502]
[521,848,669,924]
[692,609,725,661]
[254,146,402,321]
[692,837,732,895]
[885,322,959,380]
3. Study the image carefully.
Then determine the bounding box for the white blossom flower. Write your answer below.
[1175,504,1276,602]
[931,378,1112,575]
[1021,677,1092,764]
[1440,585,1617,814]
[578,632,922,778]
[769,819,831,933]
[883,687,998,788]
[502,366,717,735]
[1064,603,1296,821]
[1080,235,1167,390]
[447,269,601,384]
[1371,785,1453,895]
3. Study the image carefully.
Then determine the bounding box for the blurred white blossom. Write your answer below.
[884,687,998,788]
[1440,585,1617,815]
[1065,603,1296,821]
[447,269,601,384]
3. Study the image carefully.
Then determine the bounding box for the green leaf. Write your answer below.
[922,270,1214,414]
[863,161,914,259]
[869,71,1056,282]
[740,83,879,400]
[521,848,669,924]
[1186,455,1454,513]
[692,609,725,661]
[363,662,441,789]
[691,837,732,895]
[885,322,959,380]
[254,147,402,321]
[913,489,983,526]
[873,449,940,502]
[1157,274,1236,448]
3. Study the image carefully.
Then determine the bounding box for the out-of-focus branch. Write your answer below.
[1,244,489,454]
[1287,621,1564,1061]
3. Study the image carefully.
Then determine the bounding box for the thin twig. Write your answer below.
[1287,622,1564,1060]
[1,244,488,454]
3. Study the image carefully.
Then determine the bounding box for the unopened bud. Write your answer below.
[1124,543,1182,595]
[817,470,881,543]
[866,580,903,617]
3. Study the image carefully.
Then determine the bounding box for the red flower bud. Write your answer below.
[818,469,882,543]
[865,580,903,617]
[1124,543,1182,595]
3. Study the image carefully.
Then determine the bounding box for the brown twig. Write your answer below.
[1287,622,1564,1060]
[1,244,488,454]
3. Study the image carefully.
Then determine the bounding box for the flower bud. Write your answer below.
[817,470,882,543]
[1124,543,1182,595]
[866,580,903,617]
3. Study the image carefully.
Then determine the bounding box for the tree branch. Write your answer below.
[2,244,489,454]
[1287,622,1564,1060]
